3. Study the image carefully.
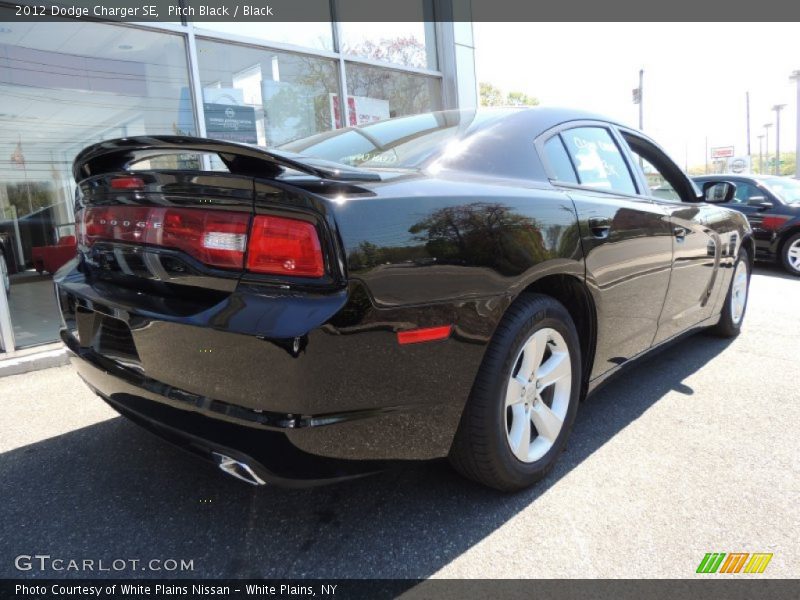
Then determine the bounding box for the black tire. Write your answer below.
[710,248,750,338]
[449,294,581,492]
[780,232,800,277]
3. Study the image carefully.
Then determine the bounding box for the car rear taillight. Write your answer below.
[78,207,325,277]
[762,215,790,230]
[246,215,324,277]
[160,209,250,269]
[79,206,249,270]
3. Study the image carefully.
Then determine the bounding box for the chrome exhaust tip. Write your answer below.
[212,452,267,486]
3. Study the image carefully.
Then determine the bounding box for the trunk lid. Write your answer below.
[72,135,372,295]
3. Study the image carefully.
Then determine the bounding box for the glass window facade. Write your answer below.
[0,12,448,352]
[0,15,195,349]
[337,0,436,69]
[339,21,437,69]
[194,0,333,50]
[194,22,335,52]
[344,62,442,123]
[196,39,339,147]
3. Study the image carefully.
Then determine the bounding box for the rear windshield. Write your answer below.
[279,110,517,170]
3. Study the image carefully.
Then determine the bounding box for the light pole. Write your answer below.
[757,134,764,173]
[791,70,800,178]
[746,91,751,157]
[764,123,772,173]
[773,104,786,175]
[638,69,644,131]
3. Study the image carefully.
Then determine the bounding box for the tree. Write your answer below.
[778,152,797,176]
[479,82,504,107]
[480,82,539,107]
[687,151,796,176]
[408,202,548,275]
[343,37,428,70]
[315,37,433,120]
[6,182,53,217]
[506,91,539,107]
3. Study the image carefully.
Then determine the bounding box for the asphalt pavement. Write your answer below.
[0,263,797,579]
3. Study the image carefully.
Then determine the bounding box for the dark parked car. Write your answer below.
[55,108,753,491]
[694,174,800,276]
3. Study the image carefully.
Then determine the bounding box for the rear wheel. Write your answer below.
[711,248,750,337]
[780,232,800,277]
[449,294,581,491]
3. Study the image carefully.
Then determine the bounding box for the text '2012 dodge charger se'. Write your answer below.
[55,108,753,491]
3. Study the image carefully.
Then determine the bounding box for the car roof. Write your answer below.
[421,107,641,180]
[453,106,629,136]
[693,174,773,181]
[285,106,644,182]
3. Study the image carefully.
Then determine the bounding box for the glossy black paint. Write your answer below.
[693,175,800,263]
[55,109,752,486]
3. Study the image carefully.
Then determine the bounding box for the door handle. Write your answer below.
[673,226,688,241]
[588,217,611,239]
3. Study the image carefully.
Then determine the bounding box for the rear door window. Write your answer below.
[561,127,637,195]
[542,135,579,183]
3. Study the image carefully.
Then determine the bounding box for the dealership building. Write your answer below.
[0,1,477,358]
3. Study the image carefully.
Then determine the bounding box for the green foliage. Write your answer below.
[347,241,428,270]
[480,82,539,108]
[688,152,796,176]
[686,165,707,176]
[479,82,504,107]
[408,202,547,275]
[506,91,539,107]
[347,202,582,279]
[5,181,54,217]
[335,37,434,118]
[777,152,796,176]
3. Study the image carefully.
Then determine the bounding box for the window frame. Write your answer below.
[535,120,643,199]
[728,180,762,205]
[541,134,580,185]
[616,127,703,205]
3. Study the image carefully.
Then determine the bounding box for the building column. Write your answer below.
[436,1,477,110]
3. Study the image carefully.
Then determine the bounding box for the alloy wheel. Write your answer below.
[504,327,572,463]
[787,238,800,274]
[730,259,748,325]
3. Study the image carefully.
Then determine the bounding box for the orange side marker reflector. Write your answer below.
[397,325,452,345]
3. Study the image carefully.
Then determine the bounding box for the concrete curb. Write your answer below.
[0,347,69,378]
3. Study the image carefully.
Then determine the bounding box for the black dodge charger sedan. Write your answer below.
[55,108,753,491]
[693,174,800,276]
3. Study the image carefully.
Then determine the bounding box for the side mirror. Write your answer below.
[703,181,736,203]
[747,195,774,210]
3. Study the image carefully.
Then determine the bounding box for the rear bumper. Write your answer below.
[55,264,490,484]
[67,343,397,486]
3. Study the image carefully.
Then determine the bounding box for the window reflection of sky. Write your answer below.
[280,109,517,170]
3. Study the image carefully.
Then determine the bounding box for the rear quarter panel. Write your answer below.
[281,172,587,459]
[331,172,584,310]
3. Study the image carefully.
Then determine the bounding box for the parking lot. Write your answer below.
[0,263,797,579]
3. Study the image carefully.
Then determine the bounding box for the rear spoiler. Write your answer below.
[72,135,381,183]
